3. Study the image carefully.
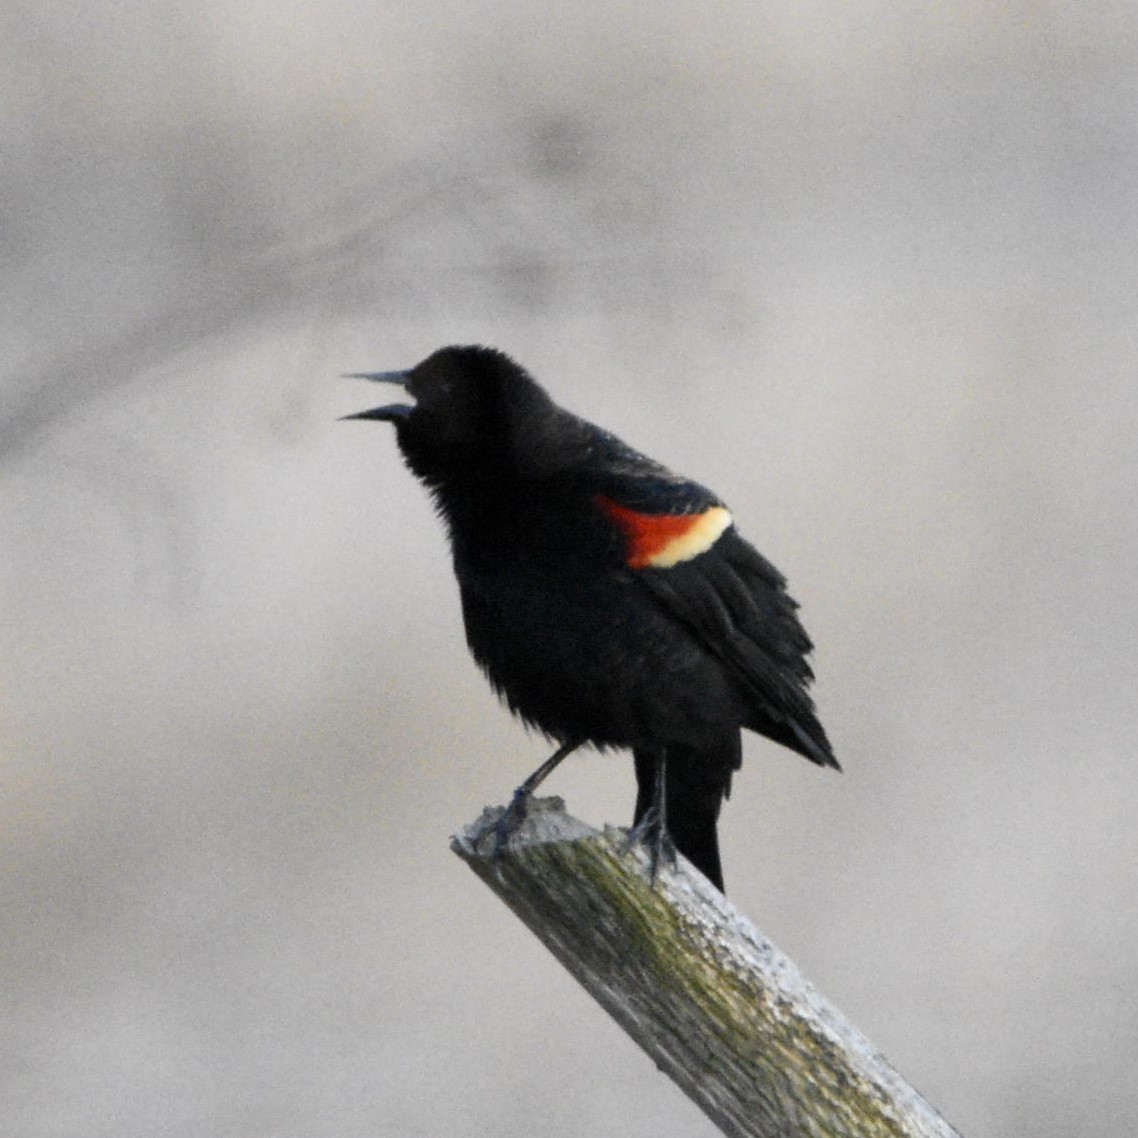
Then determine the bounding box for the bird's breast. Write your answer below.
[451,537,740,749]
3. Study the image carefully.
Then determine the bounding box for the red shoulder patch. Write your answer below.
[595,495,733,569]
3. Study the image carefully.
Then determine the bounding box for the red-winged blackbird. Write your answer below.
[345,345,836,891]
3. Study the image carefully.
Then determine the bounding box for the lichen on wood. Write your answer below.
[452,796,961,1138]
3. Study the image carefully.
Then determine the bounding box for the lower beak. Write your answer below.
[339,405,410,422]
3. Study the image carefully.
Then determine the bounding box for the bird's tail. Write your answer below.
[633,733,740,893]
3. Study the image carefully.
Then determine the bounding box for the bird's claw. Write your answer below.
[623,808,678,886]
[491,785,532,859]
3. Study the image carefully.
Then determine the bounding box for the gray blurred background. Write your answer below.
[3,3,1136,1136]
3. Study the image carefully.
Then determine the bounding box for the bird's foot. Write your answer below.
[491,784,532,859]
[623,808,677,886]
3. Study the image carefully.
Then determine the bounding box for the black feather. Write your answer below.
[346,345,837,890]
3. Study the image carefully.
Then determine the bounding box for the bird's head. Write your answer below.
[343,345,568,485]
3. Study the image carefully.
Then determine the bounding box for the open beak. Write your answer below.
[340,370,414,422]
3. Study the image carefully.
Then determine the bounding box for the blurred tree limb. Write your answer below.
[452,797,961,1138]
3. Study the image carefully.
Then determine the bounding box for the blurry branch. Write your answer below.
[453,798,961,1138]
[0,164,437,465]
[2,139,713,465]
[1,268,291,465]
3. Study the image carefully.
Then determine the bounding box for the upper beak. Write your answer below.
[340,369,414,422]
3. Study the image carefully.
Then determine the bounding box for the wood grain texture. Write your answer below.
[452,797,961,1138]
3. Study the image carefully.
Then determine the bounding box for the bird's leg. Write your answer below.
[493,739,582,856]
[625,750,677,885]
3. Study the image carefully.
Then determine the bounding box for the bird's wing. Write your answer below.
[591,470,837,768]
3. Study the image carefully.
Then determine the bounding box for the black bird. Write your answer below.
[344,345,836,891]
